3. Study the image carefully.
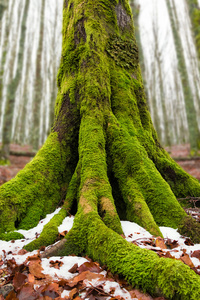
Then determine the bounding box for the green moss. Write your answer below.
[0,231,24,241]
[0,132,70,234]
[63,213,200,299]
[106,35,139,69]
[24,208,67,251]
[178,215,200,244]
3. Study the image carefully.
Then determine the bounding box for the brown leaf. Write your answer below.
[16,283,36,300]
[41,282,59,294]
[36,297,52,300]
[165,239,179,249]
[69,288,79,299]
[68,271,104,288]
[68,263,78,273]
[27,274,35,284]
[29,260,46,279]
[191,250,200,259]
[59,230,68,237]
[184,238,194,246]
[13,272,27,290]
[5,290,18,300]
[78,261,102,274]
[49,260,64,270]
[155,237,167,249]
[17,249,28,255]
[180,253,195,268]
[129,289,153,300]
[26,252,40,261]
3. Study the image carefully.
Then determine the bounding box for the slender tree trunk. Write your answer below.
[186,0,200,59]
[1,1,200,298]
[166,0,200,151]
[31,0,45,150]
[0,0,30,163]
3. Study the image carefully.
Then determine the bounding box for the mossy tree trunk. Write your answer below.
[186,0,200,60]
[1,0,200,298]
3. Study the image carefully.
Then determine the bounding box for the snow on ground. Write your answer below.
[1,211,200,299]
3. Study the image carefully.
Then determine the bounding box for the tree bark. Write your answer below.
[166,0,200,151]
[1,0,200,298]
[0,0,30,163]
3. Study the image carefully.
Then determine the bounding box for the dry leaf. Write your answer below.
[5,290,18,300]
[68,263,78,273]
[29,260,46,279]
[69,287,79,299]
[13,272,27,290]
[191,250,200,259]
[16,283,36,300]
[17,249,28,256]
[78,261,102,274]
[155,237,167,249]
[49,260,64,270]
[180,253,195,268]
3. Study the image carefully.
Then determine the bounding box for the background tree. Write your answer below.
[31,0,45,150]
[186,0,200,59]
[1,1,200,298]
[167,0,200,151]
[0,0,30,163]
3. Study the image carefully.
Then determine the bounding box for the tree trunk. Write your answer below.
[186,0,200,60]
[0,0,30,163]
[31,0,45,150]
[1,0,200,298]
[166,0,200,152]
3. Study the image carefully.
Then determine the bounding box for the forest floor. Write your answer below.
[1,144,200,300]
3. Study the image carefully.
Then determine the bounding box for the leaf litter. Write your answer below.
[1,210,200,299]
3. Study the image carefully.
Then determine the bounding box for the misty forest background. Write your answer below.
[1,0,200,156]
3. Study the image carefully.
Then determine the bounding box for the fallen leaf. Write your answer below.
[59,231,68,237]
[68,271,104,288]
[26,252,40,261]
[17,249,28,255]
[180,253,195,268]
[184,238,194,246]
[69,288,79,299]
[27,274,35,284]
[29,260,46,279]
[13,272,27,290]
[165,239,179,249]
[36,297,52,300]
[129,289,153,300]
[78,262,102,274]
[191,250,200,259]
[49,260,64,270]
[16,283,36,300]
[155,237,167,249]
[5,290,18,300]
[68,263,78,273]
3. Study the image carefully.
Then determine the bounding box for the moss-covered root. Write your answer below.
[24,166,81,251]
[24,208,67,251]
[178,215,200,244]
[63,213,200,300]
[0,132,70,234]
[106,114,186,232]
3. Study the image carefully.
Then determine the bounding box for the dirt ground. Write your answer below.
[1,144,200,186]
